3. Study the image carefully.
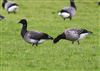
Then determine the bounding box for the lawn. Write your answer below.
[0,0,100,71]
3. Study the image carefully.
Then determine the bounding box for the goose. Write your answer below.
[18,19,53,46]
[58,0,77,20]
[0,14,5,20]
[53,28,92,44]
[2,0,19,14]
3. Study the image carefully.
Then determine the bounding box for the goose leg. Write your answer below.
[36,44,38,46]
[64,18,66,20]
[32,43,34,46]
[35,43,38,46]
[72,41,74,44]
[8,12,10,14]
[69,16,72,20]
[77,40,80,45]
[13,11,16,14]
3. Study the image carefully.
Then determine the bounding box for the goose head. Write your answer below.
[18,19,27,26]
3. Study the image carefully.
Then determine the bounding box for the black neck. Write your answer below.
[70,0,77,10]
[53,33,66,43]
[3,0,7,2]
[21,24,27,38]
[2,0,7,8]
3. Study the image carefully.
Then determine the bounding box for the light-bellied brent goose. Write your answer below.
[58,0,77,20]
[53,28,92,44]
[2,0,19,14]
[18,19,53,46]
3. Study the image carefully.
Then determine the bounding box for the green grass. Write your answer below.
[0,0,100,71]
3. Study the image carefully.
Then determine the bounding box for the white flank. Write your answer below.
[60,12,70,18]
[27,39,45,44]
[29,39,38,43]
[38,40,46,44]
[8,6,18,12]
[78,33,89,40]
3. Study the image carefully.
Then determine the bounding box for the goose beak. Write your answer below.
[18,21,21,24]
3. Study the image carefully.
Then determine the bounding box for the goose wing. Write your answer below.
[25,31,46,40]
[65,7,76,16]
[64,29,80,40]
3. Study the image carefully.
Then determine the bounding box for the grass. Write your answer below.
[0,0,100,71]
